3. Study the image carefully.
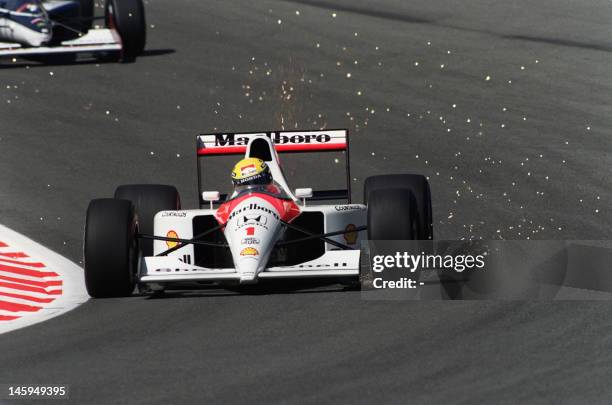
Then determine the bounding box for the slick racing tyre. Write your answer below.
[84,199,138,298]
[105,0,146,60]
[367,188,419,240]
[79,0,95,33]
[114,184,181,257]
[364,174,433,239]
[361,188,420,289]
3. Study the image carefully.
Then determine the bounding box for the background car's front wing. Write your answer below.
[0,28,121,56]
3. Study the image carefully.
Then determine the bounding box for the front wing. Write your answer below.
[0,28,120,57]
[139,250,360,284]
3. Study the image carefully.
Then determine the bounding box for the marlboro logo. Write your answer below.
[214,132,332,146]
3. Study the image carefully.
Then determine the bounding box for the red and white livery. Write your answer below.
[83,129,433,297]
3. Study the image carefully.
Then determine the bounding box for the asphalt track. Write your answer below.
[1,0,612,403]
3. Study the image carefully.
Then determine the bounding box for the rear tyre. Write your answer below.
[114,184,181,257]
[367,188,418,240]
[360,188,419,289]
[84,199,138,298]
[105,0,146,60]
[364,174,433,239]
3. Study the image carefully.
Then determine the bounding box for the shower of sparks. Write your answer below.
[173,14,600,241]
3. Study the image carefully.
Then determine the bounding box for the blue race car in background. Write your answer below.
[0,0,145,62]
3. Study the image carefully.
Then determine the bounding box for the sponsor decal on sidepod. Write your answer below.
[334,205,365,211]
[166,230,179,248]
[344,224,358,245]
[161,212,187,217]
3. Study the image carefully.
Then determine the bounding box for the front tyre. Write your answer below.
[84,199,138,298]
[105,0,146,60]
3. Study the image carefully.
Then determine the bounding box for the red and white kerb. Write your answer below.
[0,240,63,322]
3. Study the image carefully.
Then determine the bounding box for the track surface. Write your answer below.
[1,0,612,403]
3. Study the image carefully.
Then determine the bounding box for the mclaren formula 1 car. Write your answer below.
[83,130,434,297]
[0,0,145,62]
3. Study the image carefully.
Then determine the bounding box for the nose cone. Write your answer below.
[222,196,283,283]
[236,255,259,284]
[7,13,52,47]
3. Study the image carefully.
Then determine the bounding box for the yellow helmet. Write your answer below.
[231,157,272,186]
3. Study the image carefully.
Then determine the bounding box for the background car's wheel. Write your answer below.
[84,199,138,298]
[114,184,181,257]
[364,174,433,239]
[78,0,95,33]
[105,0,146,60]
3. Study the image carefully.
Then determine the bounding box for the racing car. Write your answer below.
[0,0,145,62]
[83,130,433,297]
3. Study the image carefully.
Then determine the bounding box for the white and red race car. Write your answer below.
[83,130,433,297]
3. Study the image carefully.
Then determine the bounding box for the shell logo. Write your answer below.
[344,224,358,245]
[166,230,179,248]
[240,247,259,256]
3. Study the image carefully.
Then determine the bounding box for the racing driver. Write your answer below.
[230,157,281,197]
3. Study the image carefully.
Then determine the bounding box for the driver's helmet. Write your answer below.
[231,157,272,186]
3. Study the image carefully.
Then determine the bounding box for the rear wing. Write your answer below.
[196,130,351,206]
